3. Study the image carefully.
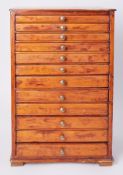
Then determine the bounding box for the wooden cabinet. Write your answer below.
[10,9,115,166]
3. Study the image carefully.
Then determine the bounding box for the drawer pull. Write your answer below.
[59,134,65,141]
[59,67,66,73]
[60,148,65,156]
[60,120,65,127]
[60,107,65,113]
[60,25,66,31]
[60,35,66,41]
[60,80,66,85]
[60,56,66,62]
[60,16,66,22]
[60,45,67,51]
[59,95,65,101]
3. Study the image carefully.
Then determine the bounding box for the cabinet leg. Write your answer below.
[11,160,25,166]
[98,159,113,166]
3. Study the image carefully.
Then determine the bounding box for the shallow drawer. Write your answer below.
[16,15,109,23]
[17,130,108,143]
[16,143,108,158]
[16,23,109,32]
[16,89,108,103]
[17,116,108,130]
[16,76,108,89]
[16,43,109,52]
[16,103,108,115]
[16,65,109,76]
[16,53,109,64]
[16,33,109,42]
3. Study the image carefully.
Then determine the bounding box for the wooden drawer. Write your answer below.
[16,76,108,89]
[16,43,109,52]
[16,33,109,42]
[17,130,108,143]
[16,23,109,32]
[16,15,109,23]
[16,65,109,76]
[16,103,108,115]
[16,53,109,64]
[16,143,108,158]
[16,89,108,103]
[17,116,108,130]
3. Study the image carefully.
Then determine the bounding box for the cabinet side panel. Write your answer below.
[108,11,115,157]
[10,10,16,158]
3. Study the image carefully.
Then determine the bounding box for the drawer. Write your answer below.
[17,116,108,130]
[16,143,108,158]
[16,43,109,52]
[16,65,109,76]
[16,23,109,32]
[16,103,108,115]
[16,89,108,103]
[16,15,109,23]
[17,130,108,143]
[16,33,109,42]
[16,76,108,89]
[16,53,109,64]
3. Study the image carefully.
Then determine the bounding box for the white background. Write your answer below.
[0,0,123,175]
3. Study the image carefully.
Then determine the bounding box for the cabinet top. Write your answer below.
[10,9,116,15]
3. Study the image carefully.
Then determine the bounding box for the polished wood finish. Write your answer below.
[16,53,109,64]
[17,116,108,130]
[11,9,115,166]
[16,143,108,158]
[16,89,108,103]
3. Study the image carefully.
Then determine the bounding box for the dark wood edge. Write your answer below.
[108,11,115,157]
[10,10,16,157]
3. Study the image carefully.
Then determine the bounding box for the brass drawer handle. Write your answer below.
[59,67,66,73]
[60,56,66,62]
[60,35,66,41]
[60,148,65,156]
[60,120,65,127]
[60,80,66,85]
[60,107,65,113]
[59,95,65,101]
[60,16,66,22]
[60,45,67,51]
[60,25,66,31]
[59,134,65,141]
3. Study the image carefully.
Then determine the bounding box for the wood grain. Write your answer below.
[16,65,109,75]
[17,130,108,142]
[16,53,109,64]
[16,23,109,32]
[16,15,109,23]
[16,103,108,115]
[16,143,108,158]
[16,89,108,103]
[16,33,109,42]
[16,42,109,52]
[16,76,108,89]
[17,116,108,130]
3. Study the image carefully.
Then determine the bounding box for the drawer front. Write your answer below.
[16,23,109,32]
[16,76,108,89]
[16,143,108,158]
[16,89,108,103]
[16,104,108,115]
[16,33,109,42]
[17,116,108,130]
[16,43,109,52]
[17,130,108,143]
[16,65,109,76]
[16,53,109,64]
[16,15,109,23]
